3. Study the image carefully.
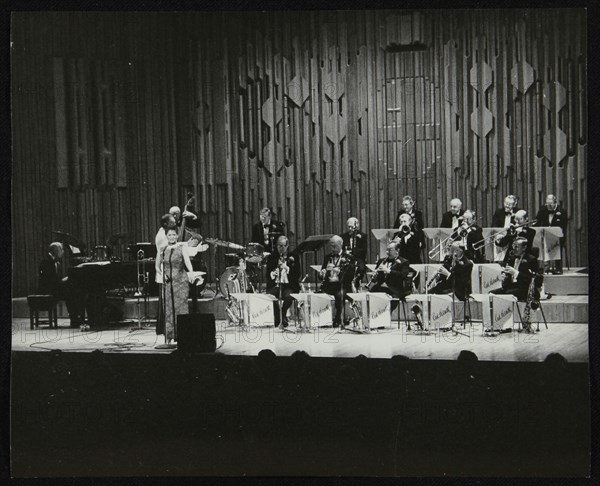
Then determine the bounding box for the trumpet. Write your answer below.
[399,224,412,235]
[472,219,537,252]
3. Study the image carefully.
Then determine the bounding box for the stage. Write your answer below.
[10,317,589,363]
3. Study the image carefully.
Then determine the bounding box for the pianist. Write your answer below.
[38,242,86,328]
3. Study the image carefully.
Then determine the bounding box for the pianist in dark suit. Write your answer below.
[38,242,85,328]
[533,194,568,274]
[251,207,286,253]
[440,198,465,229]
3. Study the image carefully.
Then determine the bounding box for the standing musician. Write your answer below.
[265,236,301,329]
[319,235,356,328]
[492,195,519,228]
[393,195,425,231]
[169,205,201,232]
[427,242,473,302]
[341,217,368,290]
[534,194,568,274]
[440,198,465,229]
[367,242,414,313]
[392,213,425,264]
[460,209,485,263]
[494,209,536,255]
[251,207,286,254]
[491,237,540,302]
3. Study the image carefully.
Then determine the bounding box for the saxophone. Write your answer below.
[521,271,540,333]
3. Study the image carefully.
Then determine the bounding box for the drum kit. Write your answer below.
[216,240,272,297]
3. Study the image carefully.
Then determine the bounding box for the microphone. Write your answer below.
[301,274,309,283]
[411,304,421,315]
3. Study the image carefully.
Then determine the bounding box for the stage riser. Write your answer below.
[543,275,588,295]
[12,296,589,324]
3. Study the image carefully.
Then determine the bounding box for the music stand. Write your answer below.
[371,229,398,259]
[533,227,565,272]
[296,234,335,289]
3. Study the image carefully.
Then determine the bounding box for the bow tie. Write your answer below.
[505,212,513,216]
[263,224,270,228]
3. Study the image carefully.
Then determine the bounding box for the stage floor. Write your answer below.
[11,318,589,363]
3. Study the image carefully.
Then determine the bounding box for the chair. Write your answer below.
[27,295,58,329]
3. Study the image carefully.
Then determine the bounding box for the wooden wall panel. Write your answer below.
[11,10,588,296]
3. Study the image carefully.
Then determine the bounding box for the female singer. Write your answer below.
[155,228,195,344]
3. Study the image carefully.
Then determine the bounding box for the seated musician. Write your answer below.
[494,209,536,252]
[319,235,356,328]
[341,217,368,289]
[251,207,286,253]
[393,195,425,231]
[367,242,414,313]
[428,241,473,302]
[440,198,465,229]
[393,213,425,264]
[38,242,86,329]
[491,195,519,228]
[534,194,567,274]
[265,236,301,328]
[460,209,485,263]
[491,237,540,302]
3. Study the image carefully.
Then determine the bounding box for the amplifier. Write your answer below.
[176,313,216,352]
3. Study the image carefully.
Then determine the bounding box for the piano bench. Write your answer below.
[27,295,59,330]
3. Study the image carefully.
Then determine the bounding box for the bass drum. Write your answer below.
[219,266,258,297]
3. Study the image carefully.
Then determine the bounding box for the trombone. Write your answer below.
[472,219,537,252]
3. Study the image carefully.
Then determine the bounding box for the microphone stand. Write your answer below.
[277,257,284,330]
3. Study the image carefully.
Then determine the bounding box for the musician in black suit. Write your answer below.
[460,209,485,263]
[38,242,86,328]
[428,242,473,301]
[491,195,519,228]
[440,198,465,229]
[265,236,301,328]
[341,217,368,288]
[534,194,567,274]
[319,235,356,327]
[251,207,286,253]
[393,213,425,264]
[368,242,414,312]
[491,237,540,301]
[495,210,536,254]
[393,195,425,231]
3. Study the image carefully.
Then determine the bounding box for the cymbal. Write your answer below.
[267,231,284,236]
[226,242,245,250]
[210,239,245,250]
[225,253,241,258]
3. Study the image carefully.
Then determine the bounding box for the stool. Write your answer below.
[27,295,58,329]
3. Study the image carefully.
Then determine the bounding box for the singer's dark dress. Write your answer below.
[161,243,189,340]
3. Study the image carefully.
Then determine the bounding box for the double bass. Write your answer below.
[179,192,208,294]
